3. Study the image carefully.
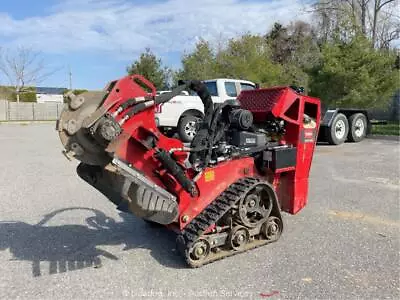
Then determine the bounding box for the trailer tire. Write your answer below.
[327,113,349,145]
[347,113,367,142]
[177,114,202,143]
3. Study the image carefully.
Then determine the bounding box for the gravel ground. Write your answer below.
[0,123,399,300]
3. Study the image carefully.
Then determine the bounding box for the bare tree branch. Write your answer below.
[309,0,399,48]
[378,0,396,10]
[0,46,60,102]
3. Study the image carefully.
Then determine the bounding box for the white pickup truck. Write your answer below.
[155,78,257,142]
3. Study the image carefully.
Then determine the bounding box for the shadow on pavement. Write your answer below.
[0,207,185,277]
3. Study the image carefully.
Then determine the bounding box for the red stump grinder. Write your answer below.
[56,75,321,267]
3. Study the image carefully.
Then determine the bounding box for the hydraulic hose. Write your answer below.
[155,80,214,128]
[154,84,189,105]
[186,80,214,129]
[154,149,197,196]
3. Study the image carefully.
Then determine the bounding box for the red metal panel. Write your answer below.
[278,95,320,214]
[237,87,287,122]
[238,86,321,214]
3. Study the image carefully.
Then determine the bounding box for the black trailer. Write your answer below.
[318,108,372,145]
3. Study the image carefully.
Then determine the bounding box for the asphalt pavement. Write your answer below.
[0,123,399,300]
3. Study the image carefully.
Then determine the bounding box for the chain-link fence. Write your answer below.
[0,100,65,121]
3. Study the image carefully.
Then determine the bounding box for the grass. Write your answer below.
[371,121,400,136]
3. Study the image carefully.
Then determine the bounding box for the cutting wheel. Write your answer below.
[57,91,111,166]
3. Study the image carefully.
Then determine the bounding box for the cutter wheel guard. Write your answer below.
[56,75,321,267]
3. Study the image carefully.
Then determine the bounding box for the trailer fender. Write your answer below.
[319,109,371,144]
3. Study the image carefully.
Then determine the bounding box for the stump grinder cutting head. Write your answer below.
[57,90,112,166]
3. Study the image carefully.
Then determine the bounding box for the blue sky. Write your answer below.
[0,0,313,90]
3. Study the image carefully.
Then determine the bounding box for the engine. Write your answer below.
[185,98,287,172]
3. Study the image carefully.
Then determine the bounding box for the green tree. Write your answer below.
[127,48,170,89]
[176,34,288,87]
[10,87,36,102]
[176,39,218,81]
[70,89,88,95]
[309,34,398,108]
[215,33,285,86]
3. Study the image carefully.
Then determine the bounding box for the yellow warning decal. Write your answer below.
[204,170,215,182]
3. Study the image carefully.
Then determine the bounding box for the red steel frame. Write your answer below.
[97,75,321,231]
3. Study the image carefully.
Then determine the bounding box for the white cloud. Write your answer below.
[0,0,313,58]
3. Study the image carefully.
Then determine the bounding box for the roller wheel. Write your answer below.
[261,216,283,242]
[228,226,250,251]
[187,239,211,264]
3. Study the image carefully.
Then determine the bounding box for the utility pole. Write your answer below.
[68,65,72,90]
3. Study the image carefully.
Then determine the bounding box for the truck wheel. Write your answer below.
[347,113,367,142]
[327,113,349,145]
[178,114,201,142]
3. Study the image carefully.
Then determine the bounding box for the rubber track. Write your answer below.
[177,176,270,268]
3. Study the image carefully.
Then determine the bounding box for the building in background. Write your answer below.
[35,87,67,104]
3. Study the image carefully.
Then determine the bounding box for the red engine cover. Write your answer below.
[238,87,321,214]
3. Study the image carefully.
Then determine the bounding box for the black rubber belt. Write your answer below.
[176,177,260,267]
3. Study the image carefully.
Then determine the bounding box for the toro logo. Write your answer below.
[301,128,316,143]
